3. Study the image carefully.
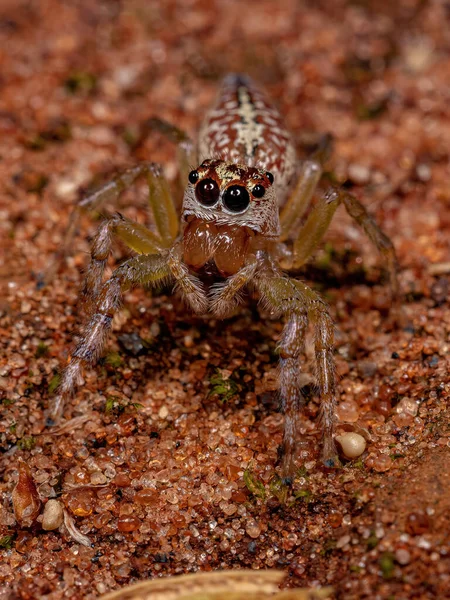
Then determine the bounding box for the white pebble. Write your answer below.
[336,432,367,459]
[42,499,64,530]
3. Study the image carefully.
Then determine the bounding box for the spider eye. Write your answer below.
[252,184,265,198]
[223,185,250,213]
[195,178,220,206]
[188,170,199,184]
[266,171,274,184]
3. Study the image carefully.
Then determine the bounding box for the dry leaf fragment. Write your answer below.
[63,508,92,547]
[12,459,41,527]
[99,570,333,600]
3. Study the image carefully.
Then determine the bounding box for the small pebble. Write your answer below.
[348,164,371,184]
[336,433,367,459]
[336,534,351,549]
[395,548,411,565]
[42,499,64,531]
[246,519,261,538]
[159,405,169,419]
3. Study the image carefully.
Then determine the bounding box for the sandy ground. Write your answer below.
[0,1,449,598]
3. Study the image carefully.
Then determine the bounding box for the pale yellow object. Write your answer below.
[336,432,367,459]
[100,570,333,600]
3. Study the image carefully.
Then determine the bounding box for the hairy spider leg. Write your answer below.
[82,213,166,312]
[342,191,399,300]
[144,117,196,195]
[255,274,338,477]
[209,256,259,318]
[49,254,173,421]
[279,133,333,242]
[279,159,323,242]
[40,162,180,284]
[280,188,399,299]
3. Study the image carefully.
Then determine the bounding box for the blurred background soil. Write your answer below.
[0,0,449,598]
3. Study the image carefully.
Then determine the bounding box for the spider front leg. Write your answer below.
[279,159,322,242]
[341,191,399,300]
[145,117,197,191]
[280,188,399,301]
[255,274,338,479]
[209,256,259,318]
[279,134,333,243]
[50,253,173,421]
[167,241,209,314]
[83,213,165,310]
[40,161,179,284]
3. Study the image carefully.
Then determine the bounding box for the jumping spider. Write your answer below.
[50,74,398,477]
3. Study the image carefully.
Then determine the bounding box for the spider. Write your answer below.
[50,74,398,478]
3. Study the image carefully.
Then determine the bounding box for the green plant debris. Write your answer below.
[105,352,123,368]
[105,396,124,414]
[379,552,395,579]
[35,342,49,358]
[64,71,97,94]
[320,539,337,557]
[269,475,289,504]
[243,468,266,500]
[0,535,15,549]
[1,398,15,407]
[294,489,313,503]
[356,98,389,121]
[48,373,61,394]
[208,370,240,403]
[367,531,379,550]
[9,423,17,434]
[17,436,36,451]
[349,565,362,573]
[104,396,142,415]
[296,465,308,478]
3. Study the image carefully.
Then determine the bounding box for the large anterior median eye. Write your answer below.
[223,185,250,213]
[195,178,220,206]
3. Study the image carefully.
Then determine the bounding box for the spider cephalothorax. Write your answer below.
[182,159,279,277]
[50,74,398,478]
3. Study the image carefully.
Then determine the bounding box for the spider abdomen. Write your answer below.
[198,74,297,206]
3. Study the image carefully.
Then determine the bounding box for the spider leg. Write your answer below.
[280,189,341,270]
[341,191,399,299]
[279,133,333,242]
[279,159,322,242]
[82,213,165,311]
[49,253,173,421]
[255,273,338,478]
[209,257,259,318]
[167,241,209,314]
[40,162,178,285]
[144,117,197,189]
[280,188,399,298]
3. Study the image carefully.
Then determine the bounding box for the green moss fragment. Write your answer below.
[367,531,379,549]
[380,552,395,579]
[1,398,15,407]
[208,370,240,403]
[294,489,313,503]
[17,436,36,451]
[0,535,15,549]
[243,468,266,500]
[105,352,123,368]
[35,342,49,358]
[269,475,288,504]
[64,71,97,94]
[104,396,141,415]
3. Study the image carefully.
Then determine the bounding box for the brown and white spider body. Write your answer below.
[51,74,397,478]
